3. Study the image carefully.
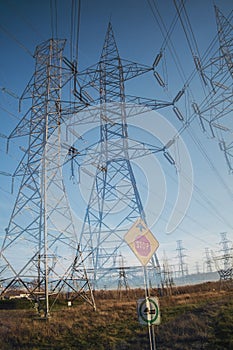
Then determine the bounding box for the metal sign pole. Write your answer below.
[143,266,157,350]
[124,218,160,349]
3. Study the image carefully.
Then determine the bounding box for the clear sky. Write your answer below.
[0,0,233,275]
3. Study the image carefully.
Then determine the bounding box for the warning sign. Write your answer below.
[137,297,161,325]
[124,218,159,266]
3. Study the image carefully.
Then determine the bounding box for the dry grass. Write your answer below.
[0,281,233,349]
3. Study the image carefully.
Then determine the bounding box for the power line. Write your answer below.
[5,0,45,42]
[187,128,233,200]
[147,0,188,85]
[50,0,58,39]
[0,104,20,121]
[0,24,33,57]
[75,0,81,64]
[70,0,81,63]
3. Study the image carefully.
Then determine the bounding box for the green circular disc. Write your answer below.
[139,298,159,324]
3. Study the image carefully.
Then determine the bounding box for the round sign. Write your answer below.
[139,298,159,324]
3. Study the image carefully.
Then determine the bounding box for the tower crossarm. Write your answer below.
[65,138,174,170]
[78,59,153,82]
[126,95,173,110]
[116,58,153,81]
[76,59,161,104]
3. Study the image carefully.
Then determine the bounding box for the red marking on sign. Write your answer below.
[134,235,151,256]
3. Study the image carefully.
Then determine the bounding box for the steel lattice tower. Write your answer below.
[205,247,213,273]
[193,6,233,171]
[0,39,96,316]
[176,240,188,279]
[71,23,178,288]
[117,254,130,299]
[212,232,233,285]
[219,232,232,271]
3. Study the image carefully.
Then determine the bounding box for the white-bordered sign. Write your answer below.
[137,297,161,325]
[124,218,159,265]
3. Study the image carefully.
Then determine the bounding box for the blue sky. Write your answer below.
[0,0,233,274]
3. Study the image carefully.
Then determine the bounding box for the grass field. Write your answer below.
[0,281,233,349]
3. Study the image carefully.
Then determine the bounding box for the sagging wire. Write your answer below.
[50,0,58,39]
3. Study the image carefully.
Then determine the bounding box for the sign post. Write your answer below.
[124,218,160,350]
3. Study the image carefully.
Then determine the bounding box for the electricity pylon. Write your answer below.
[70,23,179,288]
[205,247,213,273]
[211,232,232,288]
[0,39,96,316]
[175,240,188,279]
[161,252,174,295]
[192,6,233,171]
[219,232,232,271]
[117,254,130,299]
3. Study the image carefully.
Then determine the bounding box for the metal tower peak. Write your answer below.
[101,22,120,58]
